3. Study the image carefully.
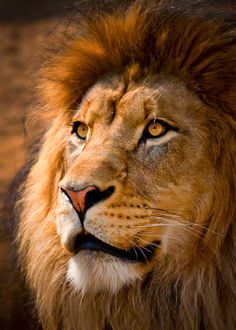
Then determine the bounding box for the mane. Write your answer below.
[17,1,236,329]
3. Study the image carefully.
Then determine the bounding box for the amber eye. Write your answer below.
[146,120,166,138]
[72,122,88,140]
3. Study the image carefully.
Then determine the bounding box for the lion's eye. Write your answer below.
[147,121,165,137]
[72,122,88,140]
[144,120,168,139]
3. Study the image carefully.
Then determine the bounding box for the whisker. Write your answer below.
[148,215,205,228]
[133,232,181,241]
[131,222,203,235]
[133,223,192,228]
[148,209,223,236]
[130,222,204,240]
[122,232,179,258]
[129,216,222,237]
[120,234,142,262]
[165,218,223,236]
[132,233,179,257]
[130,235,156,262]
[131,235,156,253]
[145,206,183,217]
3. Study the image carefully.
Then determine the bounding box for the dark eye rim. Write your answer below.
[142,119,178,140]
[71,121,88,140]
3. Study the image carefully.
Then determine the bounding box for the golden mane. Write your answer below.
[17,1,236,329]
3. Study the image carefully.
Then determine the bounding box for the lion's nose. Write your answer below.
[63,186,97,214]
[62,185,115,223]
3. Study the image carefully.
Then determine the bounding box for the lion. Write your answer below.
[16,0,236,329]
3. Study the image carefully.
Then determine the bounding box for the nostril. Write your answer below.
[85,186,115,212]
[61,185,115,218]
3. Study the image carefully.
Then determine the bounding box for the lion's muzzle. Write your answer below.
[73,233,160,262]
[58,184,115,253]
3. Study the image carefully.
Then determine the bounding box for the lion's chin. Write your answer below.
[67,251,142,295]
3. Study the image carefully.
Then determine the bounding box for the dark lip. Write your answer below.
[74,234,160,262]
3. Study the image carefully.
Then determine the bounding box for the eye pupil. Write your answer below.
[147,121,164,137]
[73,122,88,139]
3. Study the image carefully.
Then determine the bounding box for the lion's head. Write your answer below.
[17,1,236,329]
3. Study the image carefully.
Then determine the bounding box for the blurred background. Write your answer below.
[0,1,77,328]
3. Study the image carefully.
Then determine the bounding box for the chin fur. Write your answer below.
[67,251,141,294]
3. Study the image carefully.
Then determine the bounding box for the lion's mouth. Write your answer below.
[74,234,160,262]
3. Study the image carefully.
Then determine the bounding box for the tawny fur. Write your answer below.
[17,1,236,329]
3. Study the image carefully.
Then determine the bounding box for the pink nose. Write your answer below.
[64,186,97,213]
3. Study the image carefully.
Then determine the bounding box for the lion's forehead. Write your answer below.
[77,80,157,126]
[74,76,203,134]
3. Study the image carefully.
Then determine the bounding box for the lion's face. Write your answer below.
[16,2,236,328]
[55,74,216,294]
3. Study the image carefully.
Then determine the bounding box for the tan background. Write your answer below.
[0,1,75,328]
